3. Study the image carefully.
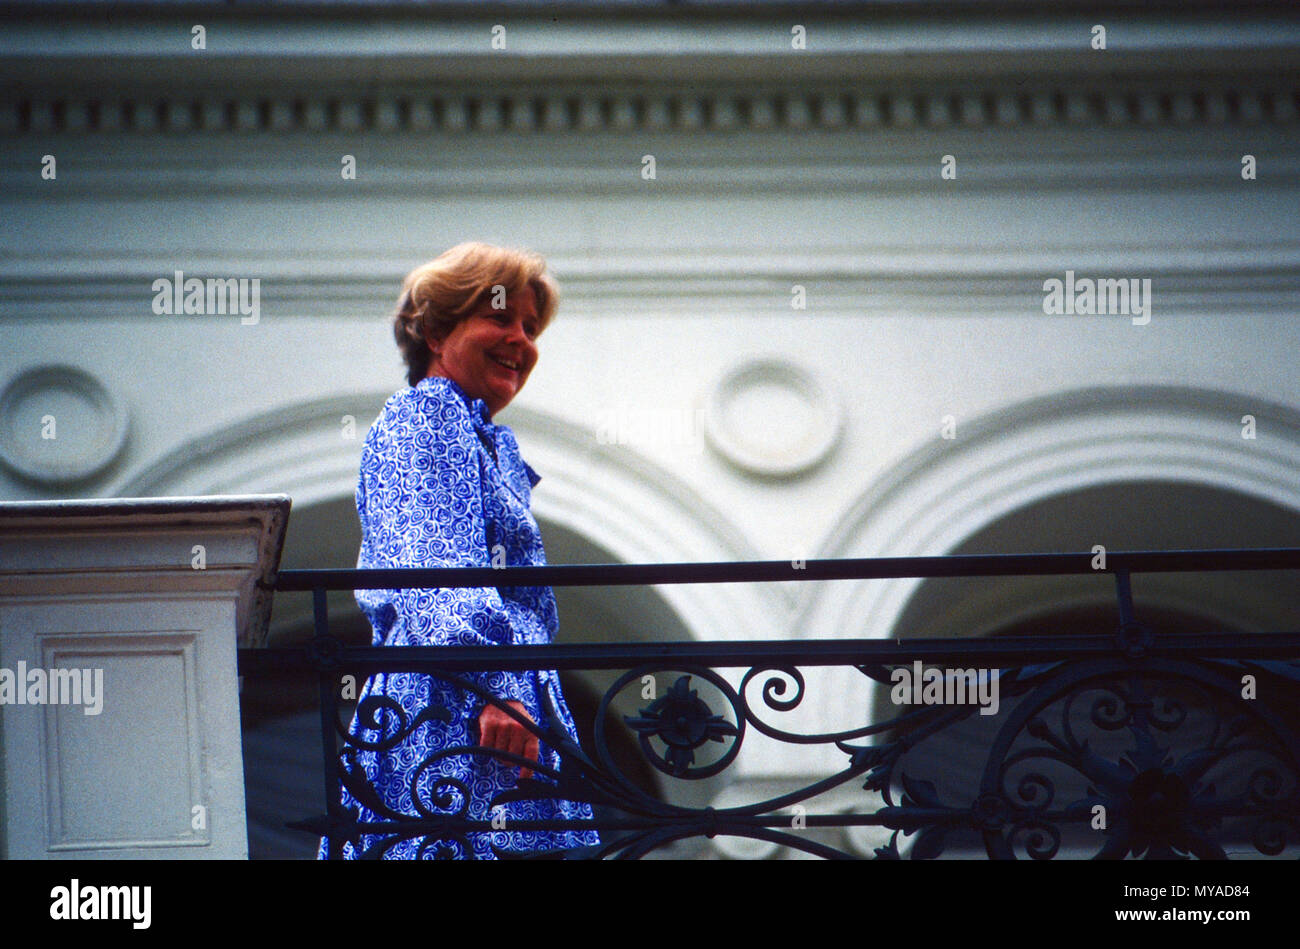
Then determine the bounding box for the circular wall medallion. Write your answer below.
[0,365,128,484]
[703,358,842,478]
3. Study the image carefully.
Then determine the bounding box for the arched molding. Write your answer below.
[771,384,1300,780]
[807,385,1300,644]
[114,393,375,511]
[113,391,783,647]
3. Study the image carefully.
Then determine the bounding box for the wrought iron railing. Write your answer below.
[239,548,1300,859]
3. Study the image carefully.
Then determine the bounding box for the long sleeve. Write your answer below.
[327,377,600,860]
[354,389,530,709]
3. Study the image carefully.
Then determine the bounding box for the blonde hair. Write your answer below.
[392,241,559,386]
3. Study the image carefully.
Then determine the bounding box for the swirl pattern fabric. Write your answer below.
[318,375,600,859]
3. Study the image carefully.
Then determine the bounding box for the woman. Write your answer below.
[320,242,600,859]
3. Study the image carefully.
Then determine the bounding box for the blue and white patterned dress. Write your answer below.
[318,375,600,859]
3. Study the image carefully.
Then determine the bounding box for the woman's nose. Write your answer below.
[504,319,530,344]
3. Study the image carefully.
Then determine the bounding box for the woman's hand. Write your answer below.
[477,700,539,779]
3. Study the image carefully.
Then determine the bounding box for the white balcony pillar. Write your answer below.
[0,495,289,859]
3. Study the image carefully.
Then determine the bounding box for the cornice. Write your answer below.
[3,81,1297,136]
[3,7,1298,84]
[2,7,1299,134]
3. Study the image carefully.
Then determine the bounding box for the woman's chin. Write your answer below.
[488,380,522,410]
[484,391,513,415]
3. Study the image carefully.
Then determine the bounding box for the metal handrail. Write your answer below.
[244,546,1300,860]
[269,546,1300,592]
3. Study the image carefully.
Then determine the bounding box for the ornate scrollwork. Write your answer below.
[301,648,1300,860]
[623,673,742,778]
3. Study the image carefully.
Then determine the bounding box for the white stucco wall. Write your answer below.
[2,5,1298,858]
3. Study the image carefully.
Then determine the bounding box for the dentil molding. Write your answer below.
[3,83,1297,136]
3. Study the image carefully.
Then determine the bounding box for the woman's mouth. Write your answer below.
[489,354,520,373]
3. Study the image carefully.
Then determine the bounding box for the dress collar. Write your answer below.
[419,374,494,428]
[415,374,540,488]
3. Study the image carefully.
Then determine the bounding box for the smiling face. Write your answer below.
[426,283,541,416]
